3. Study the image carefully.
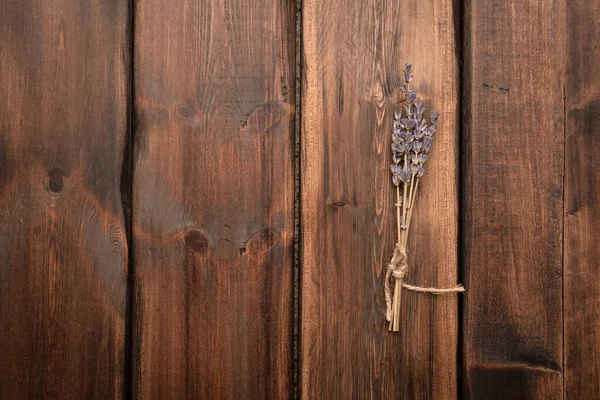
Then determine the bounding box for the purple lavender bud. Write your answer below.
[417,166,425,178]
[390,164,402,186]
[418,154,428,164]
[392,142,407,155]
[423,136,432,152]
[413,141,423,152]
[411,152,419,164]
[405,73,413,83]
[395,142,407,153]
[403,105,410,115]
[399,168,412,183]
[410,163,420,173]
[418,120,427,131]
[405,63,412,72]
[394,111,402,120]
[407,92,417,102]
[431,110,440,122]
[401,132,414,142]
[414,99,423,108]
[414,129,425,140]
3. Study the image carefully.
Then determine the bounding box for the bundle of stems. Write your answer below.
[387,63,439,331]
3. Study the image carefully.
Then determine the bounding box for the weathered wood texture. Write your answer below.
[564,1,600,398]
[133,0,296,398]
[462,0,564,398]
[301,0,461,397]
[0,0,129,398]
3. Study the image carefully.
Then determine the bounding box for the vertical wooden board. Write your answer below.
[301,0,460,398]
[462,0,564,398]
[133,0,295,398]
[564,1,600,397]
[0,0,129,398]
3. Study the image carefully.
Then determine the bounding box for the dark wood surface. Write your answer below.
[4,0,600,398]
[300,0,461,397]
[462,0,564,398]
[132,0,296,398]
[564,1,600,398]
[0,0,129,398]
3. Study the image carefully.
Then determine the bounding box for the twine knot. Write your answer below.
[390,252,408,280]
[385,246,408,322]
[384,245,465,327]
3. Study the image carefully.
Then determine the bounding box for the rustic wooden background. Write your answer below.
[0,0,598,398]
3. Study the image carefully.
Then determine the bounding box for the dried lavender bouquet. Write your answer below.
[385,63,464,332]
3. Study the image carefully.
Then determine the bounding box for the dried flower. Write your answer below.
[399,168,412,183]
[390,164,402,186]
[423,136,433,152]
[387,62,442,331]
[412,141,423,153]
[400,132,414,142]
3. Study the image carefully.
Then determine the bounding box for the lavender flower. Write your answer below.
[386,63,450,333]
[398,168,412,183]
[423,136,433,152]
[390,164,402,186]
[412,141,423,153]
[390,62,438,189]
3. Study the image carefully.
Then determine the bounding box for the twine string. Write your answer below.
[385,245,465,322]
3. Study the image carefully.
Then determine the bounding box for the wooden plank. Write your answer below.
[132,1,296,398]
[0,0,129,398]
[564,1,600,397]
[301,0,460,397]
[462,0,564,398]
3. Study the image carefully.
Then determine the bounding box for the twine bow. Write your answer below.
[385,245,465,328]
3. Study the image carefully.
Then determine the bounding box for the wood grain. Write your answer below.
[0,0,129,398]
[462,0,564,398]
[132,1,296,398]
[301,0,460,397]
[564,0,600,397]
